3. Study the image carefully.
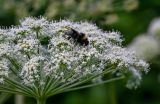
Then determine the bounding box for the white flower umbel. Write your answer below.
[0,17,149,104]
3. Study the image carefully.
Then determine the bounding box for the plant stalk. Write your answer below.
[36,98,47,104]
[15,95,25,104]
[108,83,117,104]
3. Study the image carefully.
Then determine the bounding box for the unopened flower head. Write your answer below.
[0,17,149,98]
[128,35,160,60]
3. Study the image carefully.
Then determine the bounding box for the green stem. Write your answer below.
[64,76,124,93]
[106,73,118,104]
[36,98,46,104]
[36,30,40,54]
[15,95,25,104]
[46,67,115,96]
[48,76,125,96]
[108,83,117,104]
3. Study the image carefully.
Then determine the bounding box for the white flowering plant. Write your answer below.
[128,35,160,60]
[0,17,149,104]
[128,17,160,61]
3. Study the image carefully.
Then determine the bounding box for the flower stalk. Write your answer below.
[37,97,46,104]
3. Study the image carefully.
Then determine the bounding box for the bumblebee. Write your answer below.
[64,28,89,46]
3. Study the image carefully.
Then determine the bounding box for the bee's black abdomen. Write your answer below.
[77,33,89,46]
[78,38,89,46]
[84,39,89,46]
[64,28,89,46]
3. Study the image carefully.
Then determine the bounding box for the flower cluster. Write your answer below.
[0,17,149,99]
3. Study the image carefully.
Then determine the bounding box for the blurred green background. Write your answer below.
[0,0,160,104]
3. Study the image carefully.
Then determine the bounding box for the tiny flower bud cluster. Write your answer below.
[0,59,9,83]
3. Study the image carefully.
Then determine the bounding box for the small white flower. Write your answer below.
[0,59,9,83]
[0,43,12,57]
[10,26,30,35]
[0,77,4,84]
[20,56,45,85]
[15,38,39,54]
[126,67,142,89]
[0,29,7,41]
[20,17,48,30]
[107,31,123,43]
